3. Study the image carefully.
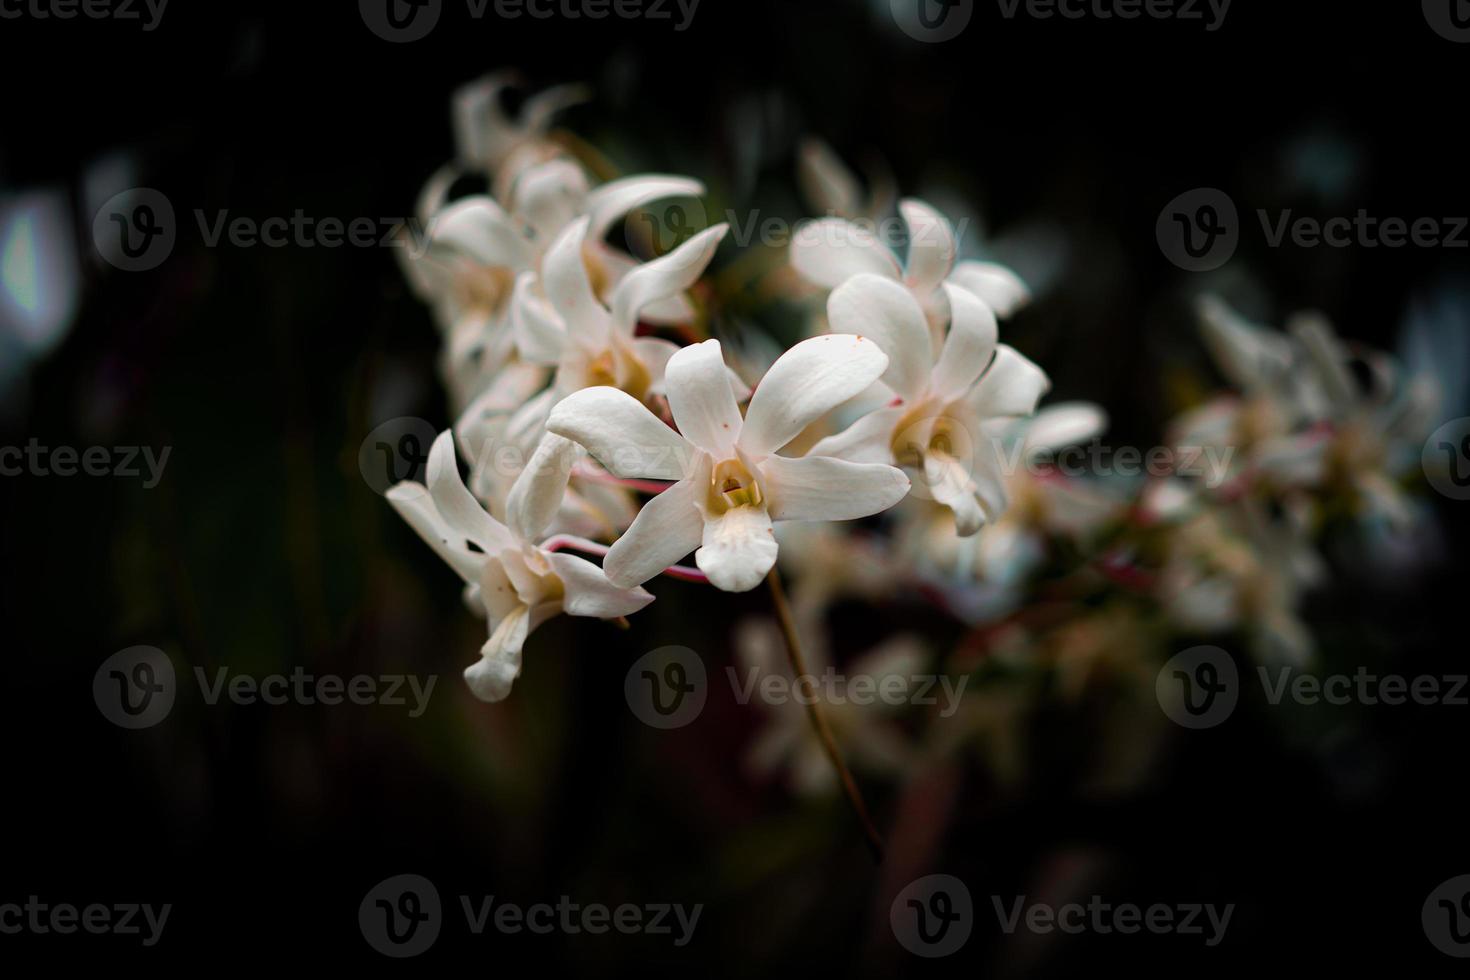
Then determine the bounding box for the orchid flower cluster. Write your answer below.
[385,73,1444,802]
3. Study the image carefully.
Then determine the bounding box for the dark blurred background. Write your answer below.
[2,0,1468,973]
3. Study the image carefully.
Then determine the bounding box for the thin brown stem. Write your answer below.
[766,566,886,863]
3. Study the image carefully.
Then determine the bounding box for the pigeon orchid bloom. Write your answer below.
[388,430,652,702]
[810,274,1050,537]
[791,197,1032,333]
[547,336,911,593]
[512,215,730,406]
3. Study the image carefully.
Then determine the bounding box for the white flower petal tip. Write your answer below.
[464,656,519,703]
[696,506,779,593]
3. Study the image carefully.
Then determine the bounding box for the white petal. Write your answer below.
[604,471,708,588]
[512,158,589,245]
[585,174,706,244]
[967,344,1051,419]
[547,386,693,480]
[465,604,531,702]
[426,431,514,553]
[428,196,532,269]
[386,483,483,583]
[633,336,681,392]
[826,274,931,400]
[542,217,612,349]
[506,432,578,542]
[924,452,987,537]
[899,199,957,296]
[807,405,904,464]
[548,552,654,619]
[948,260,1032,318]
[665,339,743,457]
[761,454,910,521]
[609,224,727,335]
[797,138,863,219]
[739,335,891,456]
[509,271,567,364]
[696,506,779,593]
[790,217,901,289]
[597,249,696,324]
[929,283,999,401]
[1022,402,1108,454]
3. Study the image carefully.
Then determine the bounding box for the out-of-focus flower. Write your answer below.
[548,336,910,592]
[795,138,896,223]
[450,72,588,199]
[388,431,652,701]
[1155,490,1323,666]
[1175,296,1440,530]
[810,275,1049,536]
[791,198,1031,335]
[736,618,922,795]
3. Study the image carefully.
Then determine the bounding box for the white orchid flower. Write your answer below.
[406,165,708,408]
[388,430,653,702]
[511,215,730,406]
[791,197,1032,334]
[809,274,1050,537]
[450,72,588,192]
[547,336,911,593]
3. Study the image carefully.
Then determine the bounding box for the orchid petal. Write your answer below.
[739,335,890,456]
[826,274,931,400]
[665,339,744,458]
[761,454,910,521]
